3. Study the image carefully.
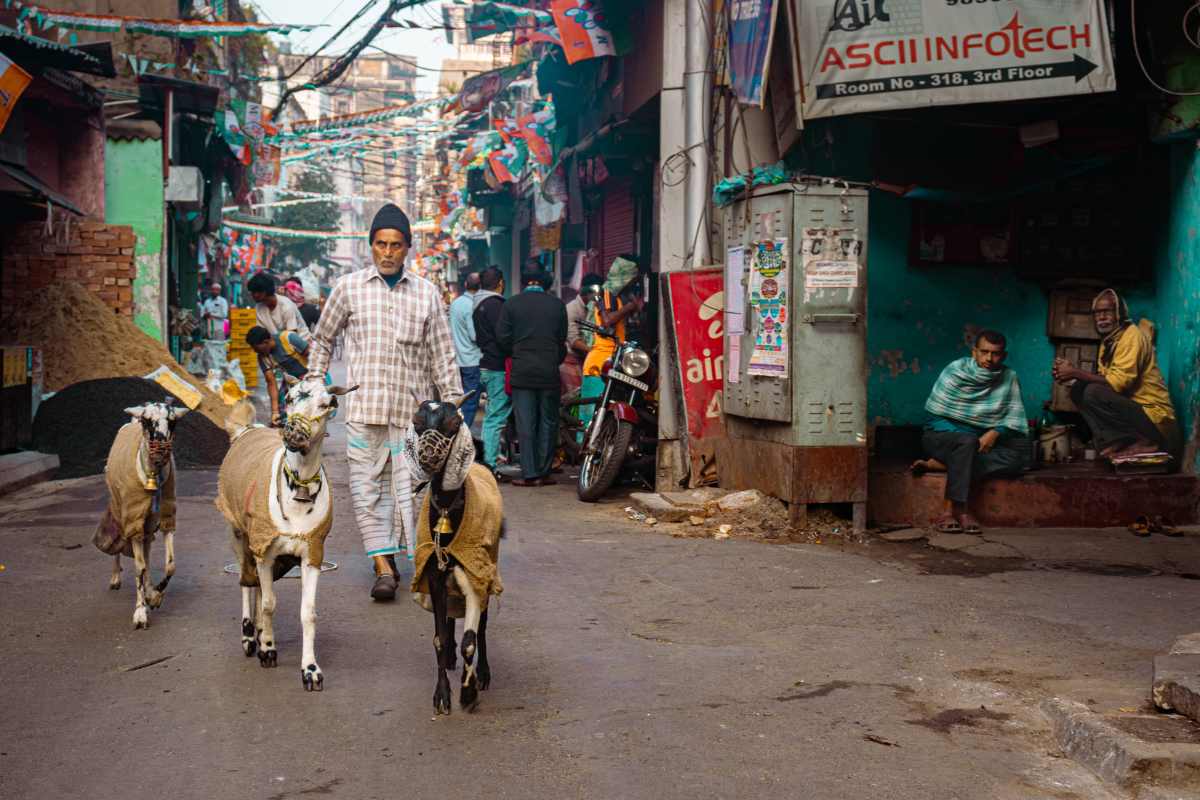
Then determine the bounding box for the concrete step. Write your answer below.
[1043,698,1200,791]
[0,450,60,498]
[1153,635,1200,727]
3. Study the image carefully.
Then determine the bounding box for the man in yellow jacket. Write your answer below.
[1053,288,1180,462]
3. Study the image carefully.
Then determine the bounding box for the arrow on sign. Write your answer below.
[815,54,1100,100]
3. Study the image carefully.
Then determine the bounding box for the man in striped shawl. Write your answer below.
[913,330,1030,534]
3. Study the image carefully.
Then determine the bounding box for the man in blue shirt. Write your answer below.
[247,325,310,427]
[448,272,482,429]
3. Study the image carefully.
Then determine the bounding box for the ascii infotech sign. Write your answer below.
[795,0,1115,119]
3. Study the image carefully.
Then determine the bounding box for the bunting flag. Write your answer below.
[275,96,450,140]
[0,51,32,135]
[443,0,553,44]
[550,0,616,64]
[223,221,366,239]
[458,61,531,114]
[517,107,555,166]
[19,6,322,38]
[487,136,528,184]
[122,53,276,81]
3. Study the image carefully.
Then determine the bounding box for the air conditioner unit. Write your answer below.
[165,166,203,206]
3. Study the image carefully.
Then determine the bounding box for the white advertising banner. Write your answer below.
[796,0,1116,119]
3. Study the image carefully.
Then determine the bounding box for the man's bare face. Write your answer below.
[372,229,409,275]
[1093,297,1119,335]
[973,339,1006,371]
[251,290,274,308]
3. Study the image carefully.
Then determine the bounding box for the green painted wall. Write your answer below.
[1156,142,1200,469]
[105,138,164,341]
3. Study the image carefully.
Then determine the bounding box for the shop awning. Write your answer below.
[0,159,84,215]
[0,25,114,77]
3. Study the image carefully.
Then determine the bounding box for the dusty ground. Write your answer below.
[3,412,1200,798]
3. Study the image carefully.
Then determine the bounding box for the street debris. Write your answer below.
[626,489,857,544]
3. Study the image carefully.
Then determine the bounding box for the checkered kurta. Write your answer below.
[307,269,462,426]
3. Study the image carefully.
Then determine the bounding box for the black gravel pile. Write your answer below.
[34,378,229,478]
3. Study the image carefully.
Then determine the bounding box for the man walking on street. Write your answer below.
[306,203,462,601]
[449,272,482,429]
[498,269,567,487]
[473,266,509,472]
[248,271,310,341]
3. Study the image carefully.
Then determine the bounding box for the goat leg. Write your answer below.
[452,567,483,711]
[254,556,279,668]
[131,536,149,629]
[109,553,122,591]
[477,608,491,691]
[428,565,453,715]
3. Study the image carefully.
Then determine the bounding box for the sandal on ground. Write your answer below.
[1128,515,1152,537]
[959,514,983,535]
[932,512,962,534]
[1152,516,1182,537]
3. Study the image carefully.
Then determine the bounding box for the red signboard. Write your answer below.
[667,270,724,441]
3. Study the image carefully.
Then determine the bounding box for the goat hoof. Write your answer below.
[478,667,491,691]
[460,678,479,711]
[109,579,121,591]
[433,683,452,715]
[242,638,257,657]
[132,609,149,629]
[258,648,278,668]
[461,631,477,662]
[301,664,324,692]
[146,590,163,609]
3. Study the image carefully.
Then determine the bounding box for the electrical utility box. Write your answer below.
[715,180,869,529]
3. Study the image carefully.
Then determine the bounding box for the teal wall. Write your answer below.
[864,190,1053,427]
[1156,142,1200,469]
[105,138,164,341]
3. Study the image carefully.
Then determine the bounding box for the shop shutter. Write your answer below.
[599,177,636,274]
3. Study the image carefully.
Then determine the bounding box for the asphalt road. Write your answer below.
[3,416,1199,799]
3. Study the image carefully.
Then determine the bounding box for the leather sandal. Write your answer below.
[370,572,398,601]
[932,512,962,534]
[1128,515,1152,537]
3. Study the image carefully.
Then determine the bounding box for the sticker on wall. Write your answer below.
[747,238,789,378]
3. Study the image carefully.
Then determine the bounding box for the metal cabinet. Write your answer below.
[716,181,870,528]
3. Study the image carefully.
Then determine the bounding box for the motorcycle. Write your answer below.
[576,321,658,502]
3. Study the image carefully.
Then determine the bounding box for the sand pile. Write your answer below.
[0,282,227,427]
[34,378,230,478]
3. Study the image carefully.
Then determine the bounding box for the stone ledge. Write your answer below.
[1043,697,1200,789]
[1154,654,1200,725]
[0,451,60,498]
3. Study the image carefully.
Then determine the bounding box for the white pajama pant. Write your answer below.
[345,421,416,561]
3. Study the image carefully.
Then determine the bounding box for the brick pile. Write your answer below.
[1,221,138,315]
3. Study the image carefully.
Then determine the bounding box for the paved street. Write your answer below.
[3,416,1200,799]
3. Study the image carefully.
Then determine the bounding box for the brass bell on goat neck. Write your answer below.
[144,474,158,491]
[434,512,453,536]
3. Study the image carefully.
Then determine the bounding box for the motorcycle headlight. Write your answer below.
[619,348,651,377]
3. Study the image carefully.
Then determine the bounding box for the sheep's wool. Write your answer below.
[97,422,177,553]
[411,463,504,609]
[215,426,331,587]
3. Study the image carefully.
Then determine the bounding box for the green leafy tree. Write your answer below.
[272,169,340,271]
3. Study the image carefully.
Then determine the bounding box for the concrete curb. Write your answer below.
[0,451,60,498]
[1042,698,1200,790]
[1153,654,1200,725]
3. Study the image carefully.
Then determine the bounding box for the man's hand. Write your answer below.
[978,429,1000,454]
[1052,357,1078,384]
[270,408,283,428]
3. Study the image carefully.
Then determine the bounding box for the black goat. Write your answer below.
[411,397,505,714]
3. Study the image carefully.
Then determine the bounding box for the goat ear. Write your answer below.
[328,384,359,397]
[455,390,478,409]
[124,405,146,418]
[167,406,190,421]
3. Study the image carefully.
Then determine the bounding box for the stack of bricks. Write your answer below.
[1,222,138,316]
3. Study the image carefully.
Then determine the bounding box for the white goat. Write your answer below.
[96,402,187,629]
[215,379,355,691]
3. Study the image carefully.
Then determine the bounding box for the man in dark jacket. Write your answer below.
[497,269,568,486]
[472,266,509,470]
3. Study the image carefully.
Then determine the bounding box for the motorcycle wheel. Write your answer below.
[577,416,633,502]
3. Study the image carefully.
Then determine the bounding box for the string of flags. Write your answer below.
[15,5,322,38]
[223,220,367,240]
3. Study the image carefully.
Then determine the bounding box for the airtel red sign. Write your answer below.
[668,270,725,441]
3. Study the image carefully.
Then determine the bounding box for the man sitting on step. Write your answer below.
[1052,288,1180,464]
[912,330,1030,535]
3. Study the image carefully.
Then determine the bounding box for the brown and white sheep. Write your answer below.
[95,402,187,629]
[215,380,355,691]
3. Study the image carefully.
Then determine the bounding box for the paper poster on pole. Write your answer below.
[794,0,1115,120]
[747,238,789,378]
[727,337,741,384]
[725,245,747,335]
[728,0,779,106]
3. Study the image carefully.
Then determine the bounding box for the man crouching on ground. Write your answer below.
[304,203,462,601]
[912,330,1030,535]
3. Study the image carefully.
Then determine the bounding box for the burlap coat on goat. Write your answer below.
[215,427,331,587]
[411,463,504,605]
[96,423,177,555]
